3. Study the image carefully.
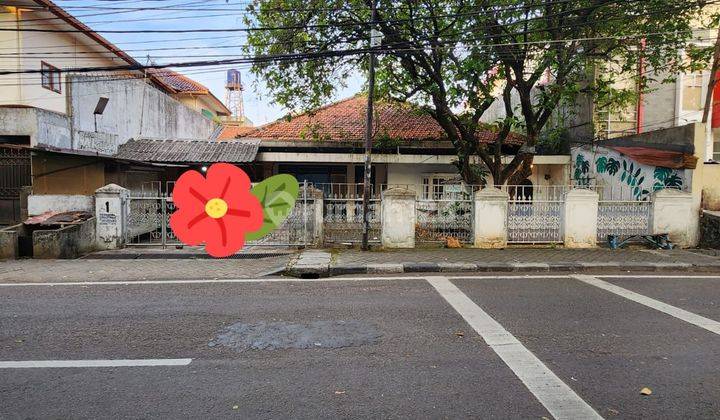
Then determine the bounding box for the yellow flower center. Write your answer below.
[205,198,228,219]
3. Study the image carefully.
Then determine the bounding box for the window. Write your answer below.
[41,62,61,93]
[682,72,705,112]
[421,175,464,199]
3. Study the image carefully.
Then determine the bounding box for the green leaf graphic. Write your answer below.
[246,175,300,241]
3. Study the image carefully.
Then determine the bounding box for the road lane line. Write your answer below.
[595,275,720,279]
[574,275,720,336]
[0,359,193,369]
[426,276,602,420]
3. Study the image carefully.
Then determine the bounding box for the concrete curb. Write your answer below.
[290,261,720,278]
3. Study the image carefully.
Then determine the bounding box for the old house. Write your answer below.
[221,96,571,199]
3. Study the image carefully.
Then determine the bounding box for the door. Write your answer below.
[0,146,31,225]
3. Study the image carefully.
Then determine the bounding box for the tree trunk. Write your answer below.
[506,155,534,185]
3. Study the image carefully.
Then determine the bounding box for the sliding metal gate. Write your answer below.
[506,185,564,244]
[319,184,381,244]
[126,190,314,248]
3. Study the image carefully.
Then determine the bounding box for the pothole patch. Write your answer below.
[209,320,382,351]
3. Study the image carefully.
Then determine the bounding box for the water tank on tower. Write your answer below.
[225,69,245,122]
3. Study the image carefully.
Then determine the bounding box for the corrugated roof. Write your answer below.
[114,138,260,163]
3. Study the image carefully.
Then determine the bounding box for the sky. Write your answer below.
[59,0,364,125]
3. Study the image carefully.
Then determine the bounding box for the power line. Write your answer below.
[1,0,700,33]
[0,28,712,76]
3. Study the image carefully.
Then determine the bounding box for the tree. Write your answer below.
[245,0,708,185]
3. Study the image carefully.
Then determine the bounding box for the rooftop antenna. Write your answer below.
[225,69,245,123]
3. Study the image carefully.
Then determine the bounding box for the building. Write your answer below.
[225,96,571,199]
[0,0,229,224]
[147,69,231,122]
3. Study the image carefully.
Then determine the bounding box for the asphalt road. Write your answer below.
[1,272,720,419]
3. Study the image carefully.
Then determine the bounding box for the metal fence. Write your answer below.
[507,200,564,243]
[125,187,315,248]
[501,185,564,243]
[316,183,400,244]
[126,196,176,246]
[415,184,474,243]
[596,201,653,241]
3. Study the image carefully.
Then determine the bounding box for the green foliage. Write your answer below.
[374,132,403,150]
[247,175,300,241]
[245,0,707,184]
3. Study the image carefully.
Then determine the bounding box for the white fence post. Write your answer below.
[564,189,599,248]
[473,188,509,248]
[308,187,324,246]
[95,184,130,250]
[652,189,698,248]
[381,188,416,248]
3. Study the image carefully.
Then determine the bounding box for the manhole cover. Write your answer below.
[209,320,382,351]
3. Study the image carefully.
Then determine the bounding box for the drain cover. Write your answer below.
[209,320,382,351]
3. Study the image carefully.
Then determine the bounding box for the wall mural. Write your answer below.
[571,146,687,201]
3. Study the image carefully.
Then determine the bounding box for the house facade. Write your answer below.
[226,96,571,199]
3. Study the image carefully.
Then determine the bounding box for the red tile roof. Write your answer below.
[147,68,210,94]
[235,96,524,145]
[218,124,257,140]
[146,68,231,115]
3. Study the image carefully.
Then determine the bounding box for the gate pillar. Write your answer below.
[564,189,599,248]
[381,188,416,248]
[653,189,698,248]
[95,184,130,250]
[473,188,509,248]
[307,187,324,246]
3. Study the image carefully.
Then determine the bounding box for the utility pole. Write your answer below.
[361,0,378,251]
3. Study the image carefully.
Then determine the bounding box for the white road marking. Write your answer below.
[574,275,720,336]
[595,275,720,279]
[0,275,565,287]
[0,359,192,369]
[427,276,602,420]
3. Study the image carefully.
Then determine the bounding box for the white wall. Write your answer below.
[386,163,458,194]
[0,7,131,115]
[69,75,215,154]
[28,194,94,216]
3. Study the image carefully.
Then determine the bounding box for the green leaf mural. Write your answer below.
[596,156,608,173]
[652,167,683,191]
[246,175,300,241]
[606,158,620,176]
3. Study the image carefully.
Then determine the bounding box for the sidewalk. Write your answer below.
[286,248,720,277]
[3,247,720,283]
[0,248,293,283]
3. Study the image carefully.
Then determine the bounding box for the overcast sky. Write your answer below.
[65,0,363,125]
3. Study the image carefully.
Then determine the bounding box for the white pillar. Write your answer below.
[95,184,129,250]
[381,188,416,248]
[473,188,508,248]
[563,189,599,248]
[307,187,324,246]
[653,189,698,248]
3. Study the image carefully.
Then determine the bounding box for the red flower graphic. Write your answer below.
[169,163,263,258]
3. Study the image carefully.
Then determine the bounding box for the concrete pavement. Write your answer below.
[287,248,720,277]
[2,272,720,418]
